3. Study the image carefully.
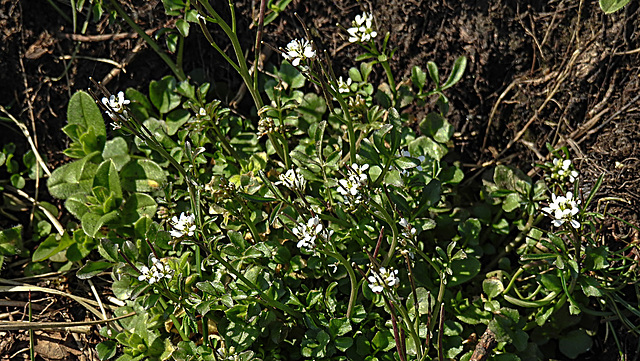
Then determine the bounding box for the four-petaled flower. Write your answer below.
[347,12,378,43]
[292,216,332,252]
[368,267,399,293]
[138,257,174,284]
[170,212,196,238]
[101,91,130,120]
[542,192,581,228]
[282,38,316,67]
[277,167,306,191]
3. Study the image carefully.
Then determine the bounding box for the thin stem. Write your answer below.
[108,0,186,81]
[324,250,357,318]
[159,298,189,341]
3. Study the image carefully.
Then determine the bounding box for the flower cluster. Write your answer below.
[337,163,369,207]
[347,12,378,43]
[368,267,399,293]
[101,91,130,122]
[542,192,581,228]
[170,212,196,238]
[277,167,306,191]
[291,216,333,252]
[138,257,174,284]
[399,218,416,239]
[257,117,276,137]
[548,157,579,183]
[282,38,316,67]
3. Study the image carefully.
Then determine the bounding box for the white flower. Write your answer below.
[282,38,316,67]
[347,12,378,43]
[138,257,174,284]
[549,157,579,183]
[367,267,399,293]
[170,212,197,238]
[110,122,121,130]
[336,76,352,94]
[277,168,306,191]
[101,91,130,119]
[292,216,332,252]
[336,163,369,207]
[199,107,207,116]
[399,218,416,239]
[542,192,581,228]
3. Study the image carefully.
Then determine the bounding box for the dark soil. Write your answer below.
[1,0,639,359]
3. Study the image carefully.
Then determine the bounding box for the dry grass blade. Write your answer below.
[0,280,116,319]
[0,311,135,331]
[0,105,51,177]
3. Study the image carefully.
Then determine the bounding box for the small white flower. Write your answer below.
[199,107,207,116]
[277,168,306,191]
[335,76,352,94]
[292,216,332,252]
[549,157,579,183]
[347,12,378,43]
[110,122,121,130]
[399,218,417,239]
[368,267,399,293]
[282,38,316,67]
[170,212,197,238]
[542,192,581,228]
[138,257,174,284]
[336,163,369,207]
[101,91,130,119]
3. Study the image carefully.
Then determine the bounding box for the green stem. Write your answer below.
[380,59,397,101]
[209,123,241,160]
[109,0,185,81]
[393,299,423,359]
[368,197,399,266]
[159,298,189,341]
[324,251,357,318]
[197,0,263,109]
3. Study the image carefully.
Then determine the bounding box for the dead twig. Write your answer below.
[470,328,498,361]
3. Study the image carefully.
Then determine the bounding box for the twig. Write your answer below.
[0,312,135,331]
[88,279,108,321]
[470,328,498,361]
[58,29,156,42]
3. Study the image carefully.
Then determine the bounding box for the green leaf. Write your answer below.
[175,19,189,37]
[0,225,22,256]
[120,159,166,192]
[67,90,106,144]
[559,329,593,359]
[32,233,74,262]
[384,169,404,187]
[599,0,631,13]
[10,174,25,189]
[93,159,122,201]
[448,256,481,286]
[502,192,521,212]
[77,261,113,279]
[96,340,117,360]
[482,278,504,299]
[102,137,130,171]
[166,109,190,135]
[427,61,439,87]
[334,337,353,352]
[47,152,101,199]
[419,113,454,144]
[81,211,118,238]
[441,56,467,90]
[149,76,181,114]
[411,66,426,90]
[121,193,158,223]
[278,62,305,89]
